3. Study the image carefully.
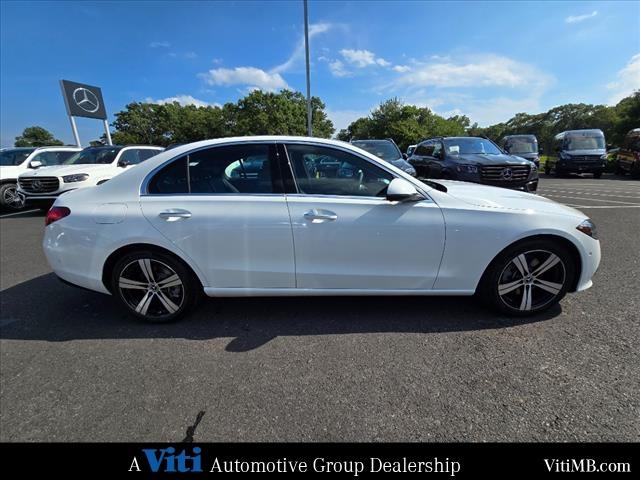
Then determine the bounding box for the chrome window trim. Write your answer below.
[140,139,432,201]
[140,140,277,196]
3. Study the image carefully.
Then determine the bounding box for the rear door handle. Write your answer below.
[304,209,337,222]
[158,209,192,221]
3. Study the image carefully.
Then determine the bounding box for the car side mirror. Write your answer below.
[386,178,423,202]
[117,159,130,168]
[29,160,43,169]
[606,144,613,150]
[538,147,544,154]
[402,153,408,160]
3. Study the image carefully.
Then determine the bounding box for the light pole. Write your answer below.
[303,0,312,137]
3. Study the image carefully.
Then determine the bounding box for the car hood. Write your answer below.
[452,153,534,166]
[435,180,586,219]
[511,152,539,161]
[0,165,24,180]
[18,164,113,177]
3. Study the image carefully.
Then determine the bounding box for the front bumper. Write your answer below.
[557,161,606,173]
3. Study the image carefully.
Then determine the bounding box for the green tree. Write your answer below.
[14,126,63,147]
[337,98,469,151]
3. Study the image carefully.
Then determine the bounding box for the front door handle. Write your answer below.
[304,209,337,222]
[158,209,192,221]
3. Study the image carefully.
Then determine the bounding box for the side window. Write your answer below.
[119,149,142,165]
[31,151,74,166]
[285,144,393,197]
[188,144,275,194]
[148,157,189,194]
[432,142,443,159]
[414,142,432,156]
[138,149,161,162]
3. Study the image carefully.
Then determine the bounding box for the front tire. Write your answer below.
[478,239,576,316]
[111,250,201,323]
[0,183,25,210]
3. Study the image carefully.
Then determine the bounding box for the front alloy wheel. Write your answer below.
[480,240,575,316]
[497,250,566,312]
[0,183,25,210]
[112,251,200,322]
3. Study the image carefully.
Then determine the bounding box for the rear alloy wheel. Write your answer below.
[112,251,200,323]
[0,183,25,210]
[480,240,575,316]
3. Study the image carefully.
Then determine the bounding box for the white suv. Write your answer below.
[0,146,81,210]
[18,145,163,207]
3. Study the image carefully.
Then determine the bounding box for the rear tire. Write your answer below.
[478,239,576,316]
[111,250,202,323]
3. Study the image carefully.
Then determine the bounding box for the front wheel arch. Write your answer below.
[476,234,582,295]
[102,243,204,294]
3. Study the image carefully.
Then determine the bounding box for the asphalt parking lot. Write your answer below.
[1,174,638,442]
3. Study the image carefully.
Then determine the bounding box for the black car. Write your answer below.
[500,134,541,169]
[350,139,417,176]
[408,136,539,192]
[615,128,640,177]
[544,129,607,178]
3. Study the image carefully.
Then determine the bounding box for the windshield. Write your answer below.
[0,149,35,166]
[352,141,401,162]
[506,137,537,154]
[444,138,502,155]
[63,147,121,165]
[565,134,605,151]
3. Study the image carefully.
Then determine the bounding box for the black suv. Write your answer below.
[408,136,539,192]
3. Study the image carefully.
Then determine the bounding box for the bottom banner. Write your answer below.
[0,443,635,476]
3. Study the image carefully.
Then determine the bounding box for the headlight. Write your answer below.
[456,164,478,173]
[62,174,89,183]
[576,219,598,239]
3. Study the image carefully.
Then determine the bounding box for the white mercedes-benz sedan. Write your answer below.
[42,136,600,323]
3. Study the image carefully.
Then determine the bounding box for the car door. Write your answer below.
[281,142,445,290]
[140,142,295,288]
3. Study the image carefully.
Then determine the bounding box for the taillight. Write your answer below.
[45,206,71,226]
[634,151,640,161]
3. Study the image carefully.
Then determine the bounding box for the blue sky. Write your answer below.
[1,0,638,146]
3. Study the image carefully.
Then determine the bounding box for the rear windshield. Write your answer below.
[565,134,605,151]
[352,141,401,162]
[63,147,121,165]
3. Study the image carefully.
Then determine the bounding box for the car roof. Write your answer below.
[503,134,537,139]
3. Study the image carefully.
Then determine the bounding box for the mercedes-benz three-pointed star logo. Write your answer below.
[72,87,100,113]
[501,168,513,180]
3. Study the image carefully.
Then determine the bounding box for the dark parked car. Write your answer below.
[408,137,539,192]
[351,139,416,176]
[500,134,541,169]
[544,129,607,178]
[615,128,640,177]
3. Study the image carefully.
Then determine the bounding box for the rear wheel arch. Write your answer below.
[477,234,582,294]
[102,243,204,293]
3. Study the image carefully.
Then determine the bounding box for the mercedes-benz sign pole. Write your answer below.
[303,0,312,137]
[60,80,111,147]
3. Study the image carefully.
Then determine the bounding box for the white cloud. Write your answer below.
[329,59,351,77]
[184,51,197,59]
[388,54,551,89]
[340,49,390,68]
[392,65,411,73]
[150,41,171,48]
[146,95,216,108]
[272,23,332,74]
[607,53,640,104]
[200,67,289,91]
[565,11,598,24]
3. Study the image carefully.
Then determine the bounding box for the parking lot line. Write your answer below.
[568,205,640,209]
[539,194,640,205]
[539,189,640,199]
[0,209,40,219]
